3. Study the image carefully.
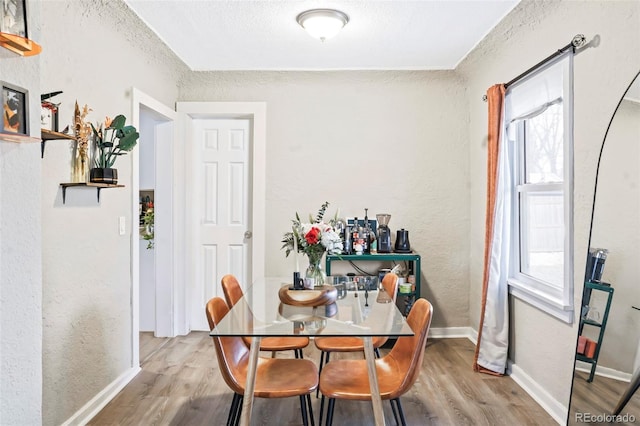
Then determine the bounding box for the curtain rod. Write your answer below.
[482,34,586,101]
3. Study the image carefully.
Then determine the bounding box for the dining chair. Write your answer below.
[314,272,399,396]
[318,297,432,426]
[221,274,310,359]
[206,297,318,426]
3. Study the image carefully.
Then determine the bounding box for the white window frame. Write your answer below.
[506,53,574,323]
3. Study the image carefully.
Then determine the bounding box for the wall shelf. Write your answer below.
[0,132,40,144]
[0,32,42,56]
[41,129,75,158]
[60,182,124,204]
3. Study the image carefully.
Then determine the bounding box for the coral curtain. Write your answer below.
[473,84,510,375]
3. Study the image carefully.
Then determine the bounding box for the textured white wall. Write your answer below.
[0,54,43,426]
[0,1,42,423]
[179,70,472,329]
[458,0,640,410]
[39,1,187,424]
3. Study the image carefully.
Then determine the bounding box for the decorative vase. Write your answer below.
[305,254,326,288]
[71,143,90,183]
[90,168,118,184]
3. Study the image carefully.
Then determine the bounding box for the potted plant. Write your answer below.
[142,207,154,249]
[90,115,139,184]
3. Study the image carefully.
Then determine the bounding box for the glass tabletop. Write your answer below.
[210,277,414,337]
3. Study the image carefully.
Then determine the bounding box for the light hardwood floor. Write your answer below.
[89,334,556,425]
[568,370,640,425]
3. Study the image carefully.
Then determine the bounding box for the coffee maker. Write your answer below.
[376,214,392,253]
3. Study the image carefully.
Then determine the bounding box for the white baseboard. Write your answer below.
[575,360,632,382]
[508,361,567,425]
[61,366,141,426]
[429,326,477,344]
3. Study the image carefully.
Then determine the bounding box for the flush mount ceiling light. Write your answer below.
[296,9,349,42]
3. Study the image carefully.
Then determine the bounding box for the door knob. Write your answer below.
[244,230,253,239]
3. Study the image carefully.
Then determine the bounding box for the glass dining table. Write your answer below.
[209,276,415,426]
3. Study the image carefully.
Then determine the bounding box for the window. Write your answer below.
[505,52,574,323]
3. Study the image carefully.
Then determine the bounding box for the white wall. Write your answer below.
[458,0,640,411]
[0,2,42,423]
[179,70,472,328]
[39,1,187,424]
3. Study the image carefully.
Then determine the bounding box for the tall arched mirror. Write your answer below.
[568,71,640,424]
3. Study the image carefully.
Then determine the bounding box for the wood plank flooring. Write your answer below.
[568,370,640,425]
[139,332,171,364]
[89,334,556,425]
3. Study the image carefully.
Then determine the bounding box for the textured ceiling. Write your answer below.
[123,0,520,71]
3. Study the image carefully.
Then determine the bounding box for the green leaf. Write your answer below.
[90,123,101,140]
[109,115,126,129]
[122,125,136,134]
[117,131,139,151]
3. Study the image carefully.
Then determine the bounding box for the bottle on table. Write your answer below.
[363,208,376,253]
[352,217,364,255]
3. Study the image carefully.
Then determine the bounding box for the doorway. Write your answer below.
[130,99,267,366]
[131,89,179,368]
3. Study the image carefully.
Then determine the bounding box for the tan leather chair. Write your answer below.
[221,274,310,358]
[313,273,399,396]
[206,297,318,426]
[318,298,432,426]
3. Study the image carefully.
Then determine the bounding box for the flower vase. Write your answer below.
[305,255,326,288]
[71,143,90,183]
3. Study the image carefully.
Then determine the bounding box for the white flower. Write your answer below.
[320,228,343,254]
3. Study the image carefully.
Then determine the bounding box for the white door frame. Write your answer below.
[177,102,266,331]
[131,88,179,367]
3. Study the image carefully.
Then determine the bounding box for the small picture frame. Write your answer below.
[1,82,29,135]
[1,0,28,38]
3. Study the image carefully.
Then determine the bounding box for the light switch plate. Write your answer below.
[119,216,126,235]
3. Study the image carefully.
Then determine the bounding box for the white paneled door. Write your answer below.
[189,119,252,330]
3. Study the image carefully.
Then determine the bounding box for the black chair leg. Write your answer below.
[319,395,325,426]
[374,347,381,358]
[306,394,315,426]
[227,393,240,426]
[316,351,329,397]
[300,395,309,426]
[233,395,243,426]
[394,398,407,426]
[390,399,400,426]
[326,398,335,426]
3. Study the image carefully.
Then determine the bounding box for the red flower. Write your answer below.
[304,227,321,245]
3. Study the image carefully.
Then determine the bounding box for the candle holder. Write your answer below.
[292,271,304,290]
